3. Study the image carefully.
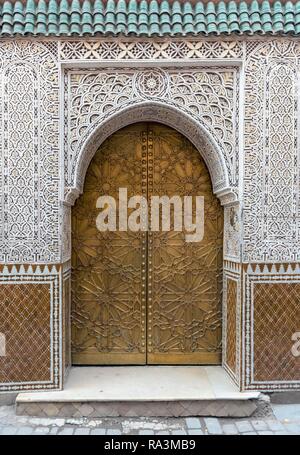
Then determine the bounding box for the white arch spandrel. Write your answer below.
[65,102,237,206]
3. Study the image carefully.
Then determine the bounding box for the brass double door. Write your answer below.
[72,123,223,365]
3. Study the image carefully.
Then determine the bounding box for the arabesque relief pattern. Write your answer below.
[0,39,299,266]
[243,40,300,263]
[0,264,61,392]
[0,41,60,264]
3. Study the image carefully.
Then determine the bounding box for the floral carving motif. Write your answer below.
[5,64,37,241]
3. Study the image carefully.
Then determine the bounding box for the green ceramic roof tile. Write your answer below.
[2,1,300,37]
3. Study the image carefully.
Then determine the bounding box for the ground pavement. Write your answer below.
[0,403,300,435]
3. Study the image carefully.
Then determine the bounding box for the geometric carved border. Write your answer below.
[243,263,300,391]
[0,264,62,391]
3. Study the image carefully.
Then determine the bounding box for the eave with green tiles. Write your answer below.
[1,0,300,37]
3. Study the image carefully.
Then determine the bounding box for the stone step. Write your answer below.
[16,366,261,418]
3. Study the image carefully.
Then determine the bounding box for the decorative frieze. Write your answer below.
[59,39,244,62]
[243,40,300,263]
[0,41,60,264]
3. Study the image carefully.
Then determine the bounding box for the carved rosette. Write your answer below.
[133,69,170,99]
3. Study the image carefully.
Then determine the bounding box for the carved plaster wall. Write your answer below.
[0,41,60,264]
[0,38,299,391]
[64,67,239,202]
[0,38,299,266]
[0,264,62,391]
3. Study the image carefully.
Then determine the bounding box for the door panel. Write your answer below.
[147,124,223,364]
[71,123,223,365]
[72,124,147,364]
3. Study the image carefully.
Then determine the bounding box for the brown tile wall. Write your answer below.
[0,282,52,384]
[253,282,300,382]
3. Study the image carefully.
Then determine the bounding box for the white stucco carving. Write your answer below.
[64,67,239,201]
[0,38,298,265]
[0,37,299,393]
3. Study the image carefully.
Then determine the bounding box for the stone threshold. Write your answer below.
[16,366,261,418]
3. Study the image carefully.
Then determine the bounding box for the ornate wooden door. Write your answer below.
[72,123,223,365]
